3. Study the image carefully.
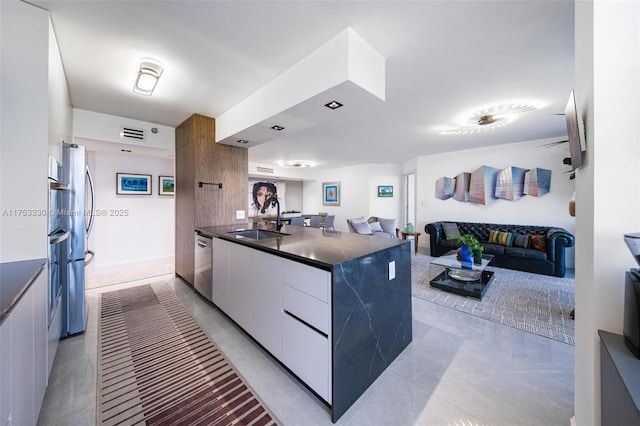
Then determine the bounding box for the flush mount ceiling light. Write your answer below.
[271,125,285,131]
[438,102,548,135]
[324,100,343,110]
[236,139,249,144]
[279,160,316,168]
[133,59,163,96]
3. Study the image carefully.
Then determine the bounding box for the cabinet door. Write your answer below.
[33,270,47,418]
[0,319,10,426]
[228,243,253,330]
[10,285,35,426]
[250,250,282,359]
[212,238,230,312]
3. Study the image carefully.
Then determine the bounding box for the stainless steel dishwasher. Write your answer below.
[194,231,213,301]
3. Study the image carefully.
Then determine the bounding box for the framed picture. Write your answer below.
[378,185,393,197]
[322,181,341,206]
[116,173,152,195]
[158,175,175,195]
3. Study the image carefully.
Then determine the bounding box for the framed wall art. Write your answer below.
[159,175,175,195]
[378,185,393,197]
[116,173,152,195]
[322,181,341,206]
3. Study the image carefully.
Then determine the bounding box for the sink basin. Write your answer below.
[228,229,289,240]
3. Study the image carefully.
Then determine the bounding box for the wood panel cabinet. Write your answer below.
[174,114,248,286]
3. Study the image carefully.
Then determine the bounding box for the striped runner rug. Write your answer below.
[97,283,281,426]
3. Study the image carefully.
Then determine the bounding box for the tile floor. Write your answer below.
[37,270,574,426]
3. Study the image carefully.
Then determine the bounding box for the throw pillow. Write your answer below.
[353,221,373,235]
[530,234,547,251]
[488,229,514,247]
[378,218,397,236]
[513,234,531,249]
[442,222,461,239]
[369,221,383,233]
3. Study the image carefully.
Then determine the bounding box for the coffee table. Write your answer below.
[429,254,495,299]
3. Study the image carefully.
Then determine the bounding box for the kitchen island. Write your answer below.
[196,222,412,422]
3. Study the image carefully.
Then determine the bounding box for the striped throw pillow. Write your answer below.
[442,222,462,239]
[513,234,531,249]
[488,229,514,247]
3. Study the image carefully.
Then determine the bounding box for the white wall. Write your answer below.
[302,163,403,232]
[574,1,640,425]
[74,109,175,150]
[414,138,576,266]
[85,151,175,275]
[0,1,50,262]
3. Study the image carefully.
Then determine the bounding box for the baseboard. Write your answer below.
[87,255,174,276]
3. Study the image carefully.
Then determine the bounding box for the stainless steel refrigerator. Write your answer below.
[61,143,95,337]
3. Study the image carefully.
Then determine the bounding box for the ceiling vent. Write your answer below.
[256,166,274,174]
[120,126,146,141]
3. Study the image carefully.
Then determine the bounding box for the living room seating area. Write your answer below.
[426,221,575,277]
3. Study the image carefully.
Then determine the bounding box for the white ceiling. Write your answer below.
[30,0,574,170]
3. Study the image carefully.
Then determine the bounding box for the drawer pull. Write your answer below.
[283,309,328,338]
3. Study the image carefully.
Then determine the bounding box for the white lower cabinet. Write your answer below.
[11,283,35,426]
[33,270,47,416]
[214,238,332,404]
[282,313,331,402]
[0,319,10,426]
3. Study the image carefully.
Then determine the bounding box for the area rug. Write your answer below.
[411,254,575,345]
[97,283,281,426]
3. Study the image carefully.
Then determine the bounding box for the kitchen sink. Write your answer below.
[228,229,289,240]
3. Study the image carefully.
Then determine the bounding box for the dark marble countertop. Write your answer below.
[197,223,408,270]
[0,258,47,325]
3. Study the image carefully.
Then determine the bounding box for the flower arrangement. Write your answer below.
[457,234,483,264]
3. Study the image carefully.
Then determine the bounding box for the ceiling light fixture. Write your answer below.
[236,139,249,144]
[133,59,163,96]
[324,100,343,110]
[271,125,285,131]
[438,102,548,135]
[279,160,316,168]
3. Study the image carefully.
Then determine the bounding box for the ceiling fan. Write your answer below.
[439,102,548,135]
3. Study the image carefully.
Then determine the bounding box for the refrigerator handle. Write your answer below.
[86,165,95,237]
[85,249,95,266]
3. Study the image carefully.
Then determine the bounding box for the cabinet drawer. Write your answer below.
[283,284,329,335]
[282,259,329,302]
[282,313,330,403]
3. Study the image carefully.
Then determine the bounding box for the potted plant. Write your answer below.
[457,234,483,264]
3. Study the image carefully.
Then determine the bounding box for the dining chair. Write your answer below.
[309,215,322,228]
[324,215,335,231]
[289,217,306,226]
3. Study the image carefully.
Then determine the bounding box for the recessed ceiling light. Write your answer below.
[236,139,249,144]
[324,100,343,110]
[271,125,285,131]
[279,160,316,168]
[121,149,132,153]
[438,101,548,135]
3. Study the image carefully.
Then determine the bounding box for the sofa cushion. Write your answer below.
[513,234,531,249]
[378,218,397,236]
[504,247,547,261]
[442,222,462,239]
[530,234,547,251]
[349,216,367,225]
[353,221,373,235]
[369,221,383,233]
[482,243,505,255]
[488,229,514,246]
[372,231,394,239]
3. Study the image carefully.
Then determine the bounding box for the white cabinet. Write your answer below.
[33,270,47,417]
[228,243,254,331]
[0,319,10,426]
[281,259,331,403]
[250,250,282,359]
[211,237,230,312]
[213,238,332,404]
[11,283,35,426]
